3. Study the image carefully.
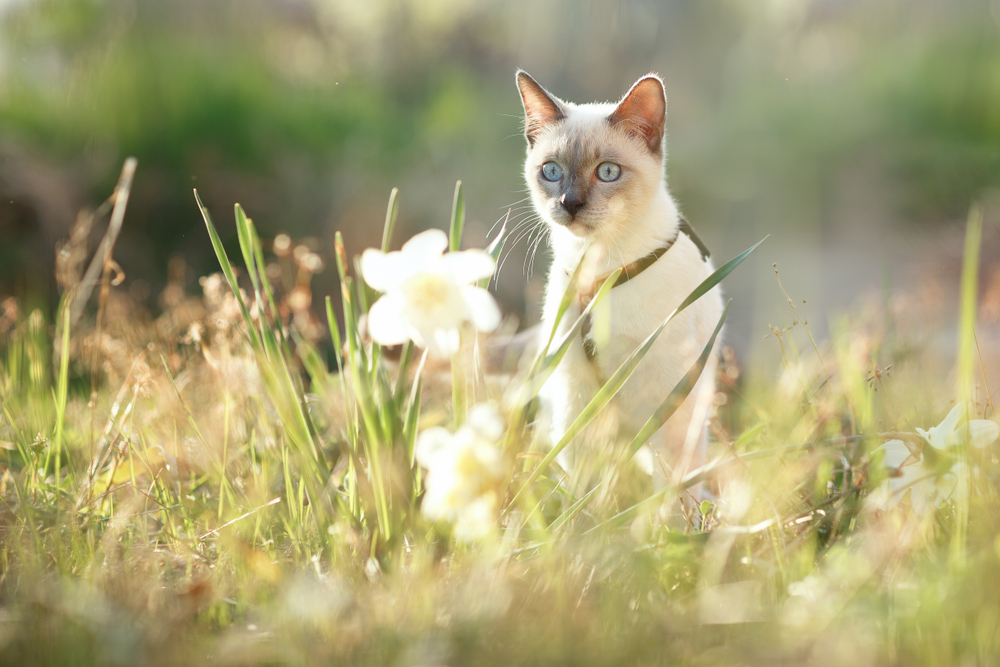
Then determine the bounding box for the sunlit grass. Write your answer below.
[0,162,998,666]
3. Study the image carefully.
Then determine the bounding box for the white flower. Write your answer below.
[915,402,999,451]
[360,229,500,357]
[415,403,506,541]
[874,439,953,516]
[873,403,998,515]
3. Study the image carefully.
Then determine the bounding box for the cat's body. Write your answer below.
[516,71,723,486]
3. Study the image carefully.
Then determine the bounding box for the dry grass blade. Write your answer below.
[69,157,138,326]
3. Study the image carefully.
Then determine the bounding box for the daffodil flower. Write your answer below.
[915,402,999,451]
[360,229,500,357]
[874,403,998,515]
[415,403,506,541]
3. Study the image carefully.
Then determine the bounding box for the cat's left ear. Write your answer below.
[608,74,666,155]
[516,70,567,147]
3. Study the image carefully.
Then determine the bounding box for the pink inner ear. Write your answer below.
[518,73,563,142]
[610,77,666,152]
[523,88,561,124]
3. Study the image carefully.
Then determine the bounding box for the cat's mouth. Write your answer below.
[550,210,593,236]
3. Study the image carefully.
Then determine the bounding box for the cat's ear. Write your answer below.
[516,70,566,147]
[608,74,666,155]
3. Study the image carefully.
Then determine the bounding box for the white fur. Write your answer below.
[520,74,724,486]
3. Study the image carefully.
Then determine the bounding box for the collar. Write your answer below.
[571,216,711,302]
[575,216,711,362]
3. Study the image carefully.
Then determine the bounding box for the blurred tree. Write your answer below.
[0,0,996,338]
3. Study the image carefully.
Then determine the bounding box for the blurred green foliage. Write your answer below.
[0,0,998,327]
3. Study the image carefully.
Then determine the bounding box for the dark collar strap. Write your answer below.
[575,216,710,302]
[577,216,710,362]
[679,216,712,262]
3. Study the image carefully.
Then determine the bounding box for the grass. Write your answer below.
[0,163,998,667]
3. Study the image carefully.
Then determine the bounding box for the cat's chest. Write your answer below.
[590,258,689,335]
[580,251,710,373]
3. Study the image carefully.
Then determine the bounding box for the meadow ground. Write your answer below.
[1,167,999,667]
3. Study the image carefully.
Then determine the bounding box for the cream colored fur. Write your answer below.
[517,71,723,487]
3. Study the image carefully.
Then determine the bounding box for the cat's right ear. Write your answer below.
[516,70,566,147]
[608,74,667,155]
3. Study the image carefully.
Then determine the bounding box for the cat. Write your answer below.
[516,70,724,490]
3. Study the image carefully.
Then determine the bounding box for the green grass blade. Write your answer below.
[50,304,71,488]
[234,203,261,297]
[957,203,982,403]
[518,268,622,404]
[393,341,415,408]
[246,212,286,343]
[326,296,345,378]
[622,299,731,462]
[540,242,590,356]
[194,190,262,352]
[403,348,428,467]
[547,482,603,533]
[449,180,465,252]
[677,236,767,315]
[381,188,400,253]
[452,352,467,427]
[586,445,799,535]
[953,203,982,567]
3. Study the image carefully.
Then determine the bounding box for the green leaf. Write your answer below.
[449,180,465,252]
[194,189,262,352]
[548,482,603,532]
[381,188,400,253]
[234,203,260,298]
[517,267,622,406]
[622,300,731,462]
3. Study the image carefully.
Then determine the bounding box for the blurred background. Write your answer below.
[1,0,998,371]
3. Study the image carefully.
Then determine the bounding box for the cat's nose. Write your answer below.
[560,193,586,217]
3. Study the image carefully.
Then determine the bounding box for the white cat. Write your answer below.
[516,70,723,487]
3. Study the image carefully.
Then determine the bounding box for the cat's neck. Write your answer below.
[549,185,681,275]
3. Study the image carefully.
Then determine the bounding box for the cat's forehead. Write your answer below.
[545,131,602,163]
[533,103,621,160]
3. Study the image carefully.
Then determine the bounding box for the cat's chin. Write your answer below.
[547,216,593,238]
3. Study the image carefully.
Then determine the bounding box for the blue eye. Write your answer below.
[596,162,621,182]
[541,162,563,182]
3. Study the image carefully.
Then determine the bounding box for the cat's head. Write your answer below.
[516,71,668,248]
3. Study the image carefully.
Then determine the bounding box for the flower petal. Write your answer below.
[969,419,1000,449]
[361,248,418,293]
[453,494,498,542]
[402,228,448,260]
[466,403,505,443]
[462,286,501,333]
[420,477,453,522]
[929,403,966,450]
[935,471,959,505]
[877,440,913,470]
[360,249,390,292]
[366,294,410,346]
[909,479,937,516]
[415,426,454,469]
[869,480,898,510]
[943,462,970,503]
[633,445,656,476]
[469,440,503,472]
[440,250,496,284]
[400,274,467,330]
